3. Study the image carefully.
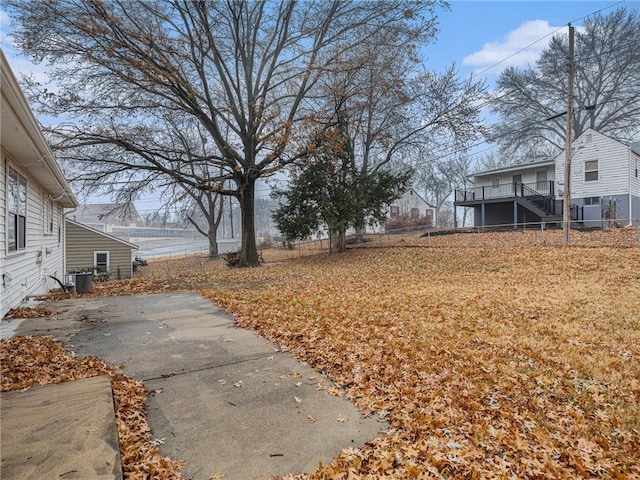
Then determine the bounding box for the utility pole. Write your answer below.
[563,24,575,245]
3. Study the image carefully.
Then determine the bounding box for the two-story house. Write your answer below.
[385,188,436,231]
[454,129,640,228]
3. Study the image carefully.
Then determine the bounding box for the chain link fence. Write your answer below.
[135,220,639,277]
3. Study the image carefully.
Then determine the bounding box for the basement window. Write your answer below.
[583,197,601,206]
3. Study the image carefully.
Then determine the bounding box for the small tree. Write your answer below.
[273,121,410,252]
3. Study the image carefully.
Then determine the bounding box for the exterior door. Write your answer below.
[512,174,522,195]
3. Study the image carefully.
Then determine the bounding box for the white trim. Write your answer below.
[93,251,110,273]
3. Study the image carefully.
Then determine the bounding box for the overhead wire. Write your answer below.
[423,0,636,166]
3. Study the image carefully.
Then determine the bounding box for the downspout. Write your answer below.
[629,147,633,226]
[63,208,77,277]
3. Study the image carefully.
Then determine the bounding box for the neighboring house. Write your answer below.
[454,129,640,228]
[71,203,145,230]
[386,188,436,231]
[1,50,78,318]
[65,219,138,280]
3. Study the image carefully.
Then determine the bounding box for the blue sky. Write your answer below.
[429,0,639,82]
[3,1,638,89]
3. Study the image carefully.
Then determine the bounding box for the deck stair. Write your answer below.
[515,183,582,222]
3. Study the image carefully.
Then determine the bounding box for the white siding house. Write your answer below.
[455,129,639,228]
[555,129,640,226]
[1,50,77,318]
[385,188,436,231]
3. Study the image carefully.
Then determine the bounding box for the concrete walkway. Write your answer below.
[3,292,385,479]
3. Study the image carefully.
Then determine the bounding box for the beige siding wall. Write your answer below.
[66,221,133,279]
[1,154,66,318]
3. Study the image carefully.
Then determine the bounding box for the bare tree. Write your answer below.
[492,7,640,157]
[9,0,444,266]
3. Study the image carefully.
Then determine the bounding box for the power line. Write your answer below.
[469,0,628,80]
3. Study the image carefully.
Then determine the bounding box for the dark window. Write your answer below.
[94,252,109,273]
[390,206,399,218]
[583,197,601,206]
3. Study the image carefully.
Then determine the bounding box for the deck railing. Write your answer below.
[455,180,554,202]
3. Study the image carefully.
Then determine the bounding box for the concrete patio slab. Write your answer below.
[0,375,122,479]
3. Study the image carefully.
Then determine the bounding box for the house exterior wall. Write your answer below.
[1,151,67,318]
[474,164,556,194]
[555,130,639,225]
[387,189,436,226]
[66,220,135,279]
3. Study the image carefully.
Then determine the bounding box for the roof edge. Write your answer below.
[66,218,139,249]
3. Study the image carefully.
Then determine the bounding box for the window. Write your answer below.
[94,251,110,274]
[584,197,600,206]
[492,177,500,189]
[536,170,548,191]
[390,205,399,218]
[410,207,419,219]
[8,168,27,252]
[44,195,54,234]
[585,160,599,182]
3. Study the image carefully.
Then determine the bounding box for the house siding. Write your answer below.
[474,164,556,190]
[556,130,631,199]
[1,151,6,256]
[1,156,66,318]
[554,131,640,225]
[66,221,134,279]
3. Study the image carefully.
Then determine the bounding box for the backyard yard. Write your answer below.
[4,230,640,478]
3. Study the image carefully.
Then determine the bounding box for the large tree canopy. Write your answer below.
[491,7,640,158]
[8,0,444,265]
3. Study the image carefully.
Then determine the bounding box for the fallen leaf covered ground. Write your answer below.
[0,336,184,479]
[5,229,640,479]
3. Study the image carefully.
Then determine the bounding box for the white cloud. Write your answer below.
[463,20,561,76]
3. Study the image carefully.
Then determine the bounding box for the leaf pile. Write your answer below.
[35,229,640,478]
[3,305,57,319]
[203,245,640,479]
[0,336,184,479]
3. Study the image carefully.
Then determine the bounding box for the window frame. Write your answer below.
[93,251,110,274]
[536,170,548,191]
[584,160,599,182]
[8,167,27,252]
[583,197,601,206]
[44,194,54,235]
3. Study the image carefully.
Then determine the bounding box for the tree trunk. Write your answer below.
[335,229,347,253]
[239,177,260,266]
[208,228,218,258]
